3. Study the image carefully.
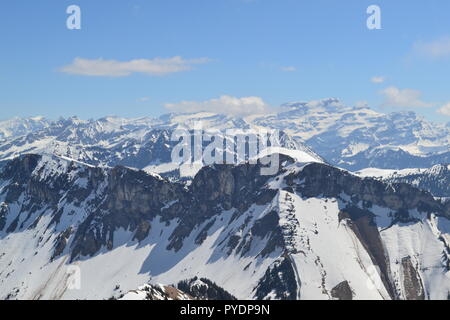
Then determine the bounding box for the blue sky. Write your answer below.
[1,0,450,121]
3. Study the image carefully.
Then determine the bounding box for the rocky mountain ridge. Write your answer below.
[0,153,448,299]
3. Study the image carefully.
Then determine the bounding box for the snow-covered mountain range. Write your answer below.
[1,99,450,300]
[0,117,51,140]
[0,154,448,300]
[252,98,450,170]
[0,114,323,180]
[2,98,450,172]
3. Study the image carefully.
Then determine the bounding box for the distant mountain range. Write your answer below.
[0,116,50,139]
[0,112,323,180]
[2,98,450,173]
[252,98,450,170]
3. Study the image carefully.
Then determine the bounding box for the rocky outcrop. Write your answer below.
[290,162,448,218]
[331,281,353,300]
[176,277,237,300]
[401,257,425,300]
[253,257,297,300]
[339,207,395,299]
[118,283,193,300]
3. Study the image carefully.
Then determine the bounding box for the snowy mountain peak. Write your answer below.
[0,117,51,139]
[283,97,341,108]
[281,98,357,114]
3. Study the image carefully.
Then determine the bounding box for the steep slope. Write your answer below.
[0,154,448,300]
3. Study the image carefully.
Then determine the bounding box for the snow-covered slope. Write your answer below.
[0,154,448,300]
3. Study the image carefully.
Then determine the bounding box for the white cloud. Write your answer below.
[137,97,150,102]
[437,102,450,116]
[280,66,297,72]
[371,76,385,84]
[380,86,433,108]
[164,95,271,117]
[60,56,210,77]
[413,37,450,59]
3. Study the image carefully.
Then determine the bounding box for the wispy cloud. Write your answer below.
[371,76,385,84]
[59,57,210,77]
[280,66,297,72]
[137,97,150,102]
[413,37,450,59]
[165,95,272,117]
[379,86,433,108]
[437,102,450,116]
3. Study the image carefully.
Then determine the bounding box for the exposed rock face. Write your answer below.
[176,277,237,300]
[253,257,298,300]
[119,278,236,300]
[331,281,353,300]
[294,163,446,217]
[0,154,449,300]
[70,165,187,259]
[401,257,425,300]
[338,207,395,299]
